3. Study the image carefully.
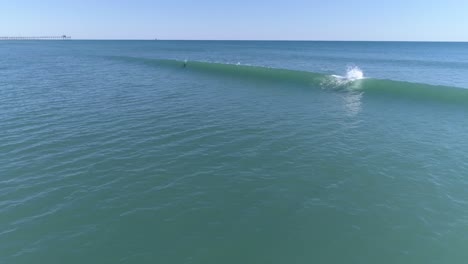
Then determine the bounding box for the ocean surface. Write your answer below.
[1,40,468,263]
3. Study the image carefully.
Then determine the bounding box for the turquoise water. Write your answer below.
[1,41,468,263]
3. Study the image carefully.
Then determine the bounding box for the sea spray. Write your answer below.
[346,66,364,80]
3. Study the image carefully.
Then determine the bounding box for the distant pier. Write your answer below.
[0,35,71,40]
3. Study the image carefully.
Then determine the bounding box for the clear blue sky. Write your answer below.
[1,0,467,41]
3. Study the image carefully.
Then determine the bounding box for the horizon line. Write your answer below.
[2,37,468,42]
[38,38,468,43]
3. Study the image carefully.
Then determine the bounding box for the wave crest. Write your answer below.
[109,56,468,105]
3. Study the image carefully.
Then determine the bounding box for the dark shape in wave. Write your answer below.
[111,56,468,105]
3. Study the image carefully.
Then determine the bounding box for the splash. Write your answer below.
[345,66,364,80]
[329,66,364,85]
[326,66,365,89]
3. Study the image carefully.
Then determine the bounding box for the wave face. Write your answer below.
[112,56,468,105]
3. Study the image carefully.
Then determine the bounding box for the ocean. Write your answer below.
[1,40,468,263]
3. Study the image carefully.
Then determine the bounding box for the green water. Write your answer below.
[1,41,468,263]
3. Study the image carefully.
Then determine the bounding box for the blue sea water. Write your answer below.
[1,40,468,263]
